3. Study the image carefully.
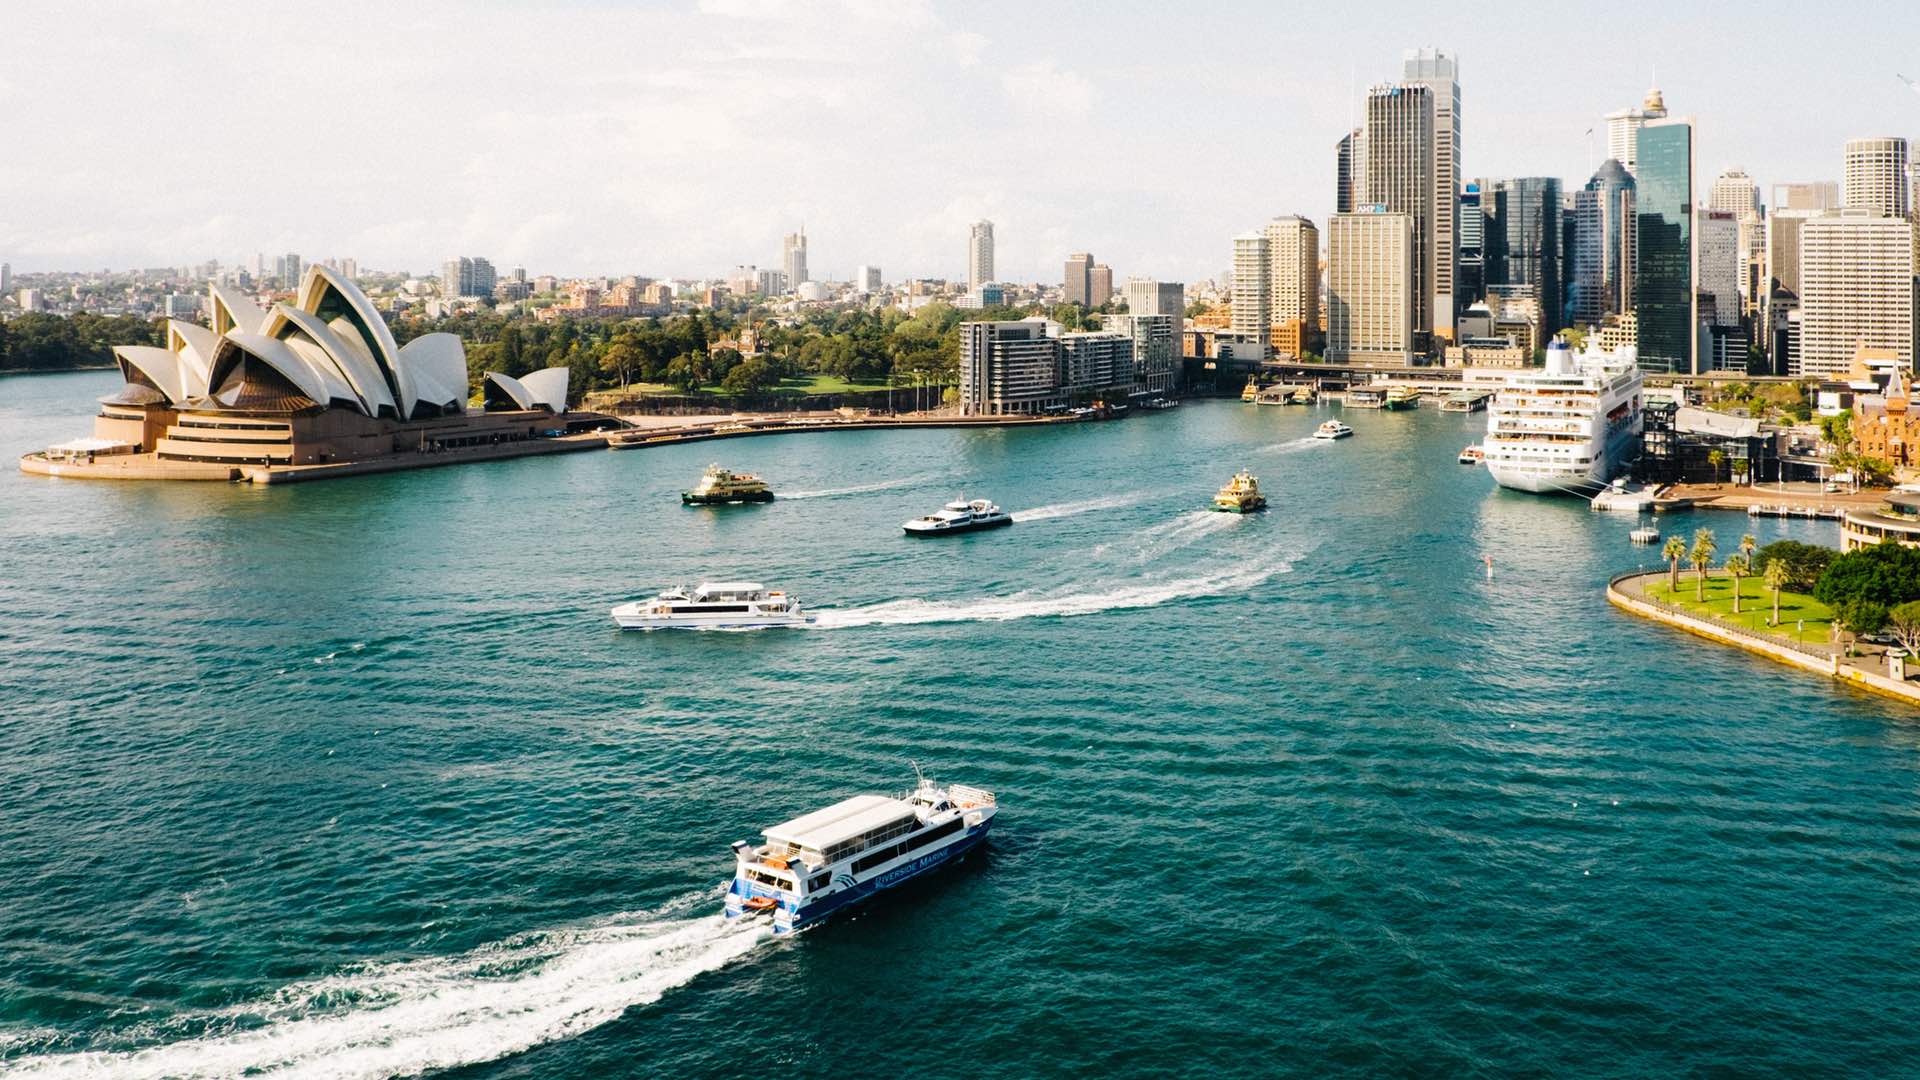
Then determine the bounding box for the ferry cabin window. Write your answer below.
[671,604,752,613]
[746,869,789,889]
[850,818,966,874]
[809,871,830,891]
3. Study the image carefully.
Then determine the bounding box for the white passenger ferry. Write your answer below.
[902,498,1012,535]
[725,770,998,934]
[1480,341,1643,494]
[609,582,814,630]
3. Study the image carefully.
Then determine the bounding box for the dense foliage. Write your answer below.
[1754,540,1837,593]
[0,313,163,371]
[1811,541,1920,612]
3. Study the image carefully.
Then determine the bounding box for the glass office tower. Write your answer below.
[1633,118,1696,373]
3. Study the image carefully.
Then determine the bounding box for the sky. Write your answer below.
[4,0,1920,284]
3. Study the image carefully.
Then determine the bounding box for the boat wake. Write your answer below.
[779,474,936,500]
[2,901,769,1080]
[813,558,1289,628]
[1255,436,1326,455]
[1009,493,1142,523]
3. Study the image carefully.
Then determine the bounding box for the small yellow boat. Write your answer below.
[1241,376,1260,402]
[1212,470,1267,513]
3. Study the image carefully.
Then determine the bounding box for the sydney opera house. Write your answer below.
[24,267,607,481]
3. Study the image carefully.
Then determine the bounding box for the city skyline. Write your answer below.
[6,1,1920,282]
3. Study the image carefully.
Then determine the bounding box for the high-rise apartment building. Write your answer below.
[959,317,1136,414]
[1063,253,1094,306]
[856,265,881,292]
[1604,84,1667,175]
[1263,215,1320,341]
[1633,117,1697,374]
[968,221,994,290]
[1327,210,1415,363]
[1088,264,1114,306]
[755,268,787,296]
[1230,231,1272,341]
[1364,82,1435,344]
[1103,313,1176,394]
[1798,210,1919,378]
[1336,128,1367,215]
[277,253,303,290]
[1567,160,1635,327]
[1123,277,1184,320]
[1844,138,1910,218]
[1402,48,1460,335]
[440,256,496,298]
[783,229,809,289]
[1773,181,1841,211]
[1480,177,1563,335]
[1696,209,1743,328]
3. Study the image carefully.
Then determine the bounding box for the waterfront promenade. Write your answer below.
[1608,570,1920,708]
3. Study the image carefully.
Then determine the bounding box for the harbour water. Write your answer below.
[3,370,1918,1077]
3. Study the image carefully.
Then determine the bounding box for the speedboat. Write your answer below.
[903,498,1013,536]
[610,582,813,629]
[1313,420,1353,440]
[1458,445,1485,465]
[1212,470,1267,513]
[725,768,998,934]
[683,464,774,504]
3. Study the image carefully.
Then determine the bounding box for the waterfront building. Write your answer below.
[1567,160,1635,327]
[1634,400,1782,486]
[1797,210,1918,379]
[40,268,583,474]
[1365,82,1436,343]
[1774,181,1840,211]
[1852,365,1920,471]
[783,229,809,289]
[1403,48,1461,340]
[1263,215,1319,351]
[1064,252,1094,306]
[1481,177,1563,336]
[1697,210,1743,328]
[1326,209,1415,363]
[969,221,994,291]
[1841,490,1920,551]
[1844,137,1910,218]
[1105,312,1176,394]
[958,317,1135,414]
[1230,231,1271,340]
[1633,117,1697,374]
[1604,83,1667,175]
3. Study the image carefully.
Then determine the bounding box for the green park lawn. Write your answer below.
[1645,574,1835,647]
[620,374,897,398]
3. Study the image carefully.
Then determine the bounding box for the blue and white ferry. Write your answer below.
[724,771,998,934]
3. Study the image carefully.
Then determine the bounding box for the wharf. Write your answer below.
[1656,482,1882,517]
[1440,390,1491,413]
[20,431,611,484]
[605,410,1094,450]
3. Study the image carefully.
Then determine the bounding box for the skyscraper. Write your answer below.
[1799,210,1919,378]
[1063,253,1094,306]
[1263,216,1320,341]
[968,221,995,290]
[1088,264,1114,306]
[1633,117,1697,374]
[1604,83,1667,175]
[1327,210,1415,363]
[1844,137,1910,218]
[1709,168,1762,219]
[0,263,9,297]
[1123,277,1184,320]
[856,265,881,292]
[1696,210,1743,327]
[1336,128,1367,214]
[1364,82,1435,343]
[1567,160,1635,327]
[1457,185,1484,309]
[783,229,809,289]
[1402,48,1460,335]
[1230,231,1271,340]
[1773,181,1841,211]
[1480,177,1563,335]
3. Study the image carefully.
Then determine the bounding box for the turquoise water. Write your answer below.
[2,370,1917,1078]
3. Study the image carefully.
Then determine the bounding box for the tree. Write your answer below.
[1764,556,1788,626]
[1835,598,1888,654]
[1707,449,1726,485]
[1690,528,1718,603]
[1663,535,1688,592]
[1726,553,1750,614]
[1813,540,1920,612]
[1739,533,1757,569]
[1819,409,1853,453]
[1887,600,1920,659]
[1754,540,1836,592]
[600,336,643,392]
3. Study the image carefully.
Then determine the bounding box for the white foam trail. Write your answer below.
[1009,493,1142,523]
[3,907,769,1080]
[1129,510,1241,552]
[779,474,934,500]
[814,559,1288,628]
[1254,436,1325,455]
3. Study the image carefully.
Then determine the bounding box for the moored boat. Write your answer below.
[1241,377,1260,402]
[725,769,999,934]
[1384,386,1419,410]
[1313,420,1354,440]
[682,463,773,504]
[1213,470,1267,513]
[903,498,1013,536]
[610,582,813,629]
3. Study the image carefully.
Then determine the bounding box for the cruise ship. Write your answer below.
[1480,341,1643,494]
[725,771,998,934]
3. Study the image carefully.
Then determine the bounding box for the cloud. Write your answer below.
[1000,61,1095,120]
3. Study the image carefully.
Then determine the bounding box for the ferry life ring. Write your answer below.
[764,857,789,870]
[743,896,777,913]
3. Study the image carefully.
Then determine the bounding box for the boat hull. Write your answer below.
[611,609,813,630]
[727,821,993,934]
[903,516,1013,536]
[1212,499,1267,513]
[682,491,774,505]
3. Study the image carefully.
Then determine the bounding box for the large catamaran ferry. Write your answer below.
[1480,340,1643,494]
[725,771,998,934]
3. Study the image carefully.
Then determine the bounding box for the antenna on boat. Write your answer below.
[911,759,929,787]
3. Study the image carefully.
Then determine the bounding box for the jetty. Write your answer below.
[606,409,1100,451]
[1440,390,1491,413]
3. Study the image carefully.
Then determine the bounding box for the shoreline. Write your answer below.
[1606,571,1920,709]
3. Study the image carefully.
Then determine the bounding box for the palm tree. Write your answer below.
[1662,536,1687,593]
[1764,557,1788,627]
[1708,448,1726,486]
[1690,528,1718,603]
[1727,554,1750,615]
